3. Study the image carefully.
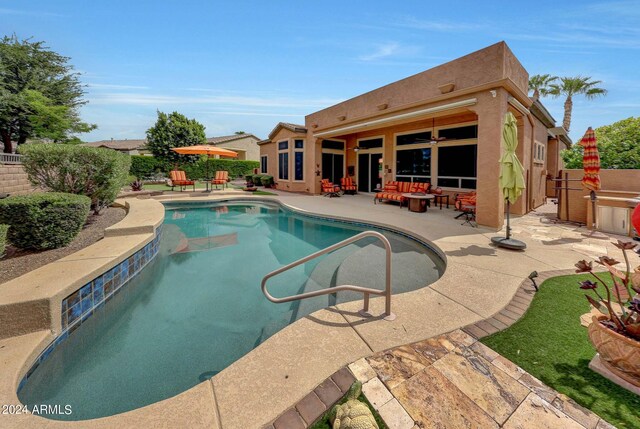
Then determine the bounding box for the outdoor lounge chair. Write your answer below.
[321,179,341,197]
[169,170,195,192]
[212,171,229,189]
[340,177,358,194]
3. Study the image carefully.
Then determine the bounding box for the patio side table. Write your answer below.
[433,194,450,209]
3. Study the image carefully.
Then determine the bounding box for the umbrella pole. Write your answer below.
[590,190,597,229]
[506,199,511,240]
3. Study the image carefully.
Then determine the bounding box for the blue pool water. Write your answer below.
[19,201,444,420]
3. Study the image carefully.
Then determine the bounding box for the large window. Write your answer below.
[396,132,431,146]
[437,144,477,189]
[294,139,304,181]
[358,138,383,149]
[396,148,431,182]
[438,125,477,140]
[260,155,268,174]
[278,140,288,180]
[321,140,345,150]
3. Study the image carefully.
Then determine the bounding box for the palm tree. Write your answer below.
[548,76,607,133]
[528,74,558,100]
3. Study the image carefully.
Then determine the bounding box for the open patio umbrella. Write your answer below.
[579,127,601,229]
[171,145,238,183]
[491,112,527,250]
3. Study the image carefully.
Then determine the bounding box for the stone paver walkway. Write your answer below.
[357,329,615,429]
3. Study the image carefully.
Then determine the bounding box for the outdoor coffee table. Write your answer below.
[433,194,450,209]
[402,193,434,213]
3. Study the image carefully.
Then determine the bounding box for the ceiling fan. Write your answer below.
[415,118,447,144]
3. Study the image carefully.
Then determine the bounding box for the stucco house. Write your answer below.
[85,132,262,160]
[206,133,261,160]
[83,139,150,155]
[258,42,572,229]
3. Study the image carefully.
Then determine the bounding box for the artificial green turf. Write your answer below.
[481,274,640,429]
[308,393,388,429]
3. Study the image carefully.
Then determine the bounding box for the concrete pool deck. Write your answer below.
[0,192,632,428]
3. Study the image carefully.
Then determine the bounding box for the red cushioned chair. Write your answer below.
[211,171,229,189]
[321,179,341,197]
[340,177,358,195]
[169,170,195,192]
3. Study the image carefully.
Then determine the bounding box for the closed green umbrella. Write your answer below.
[492,112,527,250]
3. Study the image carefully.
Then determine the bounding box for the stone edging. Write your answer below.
[461,269,577,339]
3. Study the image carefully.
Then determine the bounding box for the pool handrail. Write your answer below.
[260,230,396,321]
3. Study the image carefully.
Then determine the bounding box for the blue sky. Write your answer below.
[3,0,639,142]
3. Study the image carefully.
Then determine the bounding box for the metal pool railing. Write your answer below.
[260,230,396,321]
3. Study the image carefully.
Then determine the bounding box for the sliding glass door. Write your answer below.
[321,152,344,184]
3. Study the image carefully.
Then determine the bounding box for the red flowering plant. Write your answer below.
[575,240,640,340]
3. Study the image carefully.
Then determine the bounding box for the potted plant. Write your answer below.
[243,175,257,192]
[575,239,640,387]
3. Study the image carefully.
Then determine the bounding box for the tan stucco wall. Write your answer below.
[216,136,260,161]
[306,42,528,133]
[0,164,34,196]
[558,169,640,225]
[268,128,310,192]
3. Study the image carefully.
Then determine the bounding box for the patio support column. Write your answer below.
[470,89,509,229]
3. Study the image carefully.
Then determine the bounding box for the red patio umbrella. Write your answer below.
[579,127,601,228]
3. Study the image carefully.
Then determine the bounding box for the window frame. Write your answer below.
[277,140,289,181]
[293,139,304,182]
[260,155,268,174]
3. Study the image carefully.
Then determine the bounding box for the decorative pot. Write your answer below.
[588,315,640,387]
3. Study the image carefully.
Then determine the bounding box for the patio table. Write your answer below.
[402,193,434,213]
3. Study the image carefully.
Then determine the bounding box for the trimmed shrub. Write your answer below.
[20,144,131,214]
[0,224,8,257]
[130,155,168,179]
[252,174,263,186]
[0,193,91,250]
[245,174,254,184]
[260,175,274,187]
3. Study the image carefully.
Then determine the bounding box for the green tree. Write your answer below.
[0,35,96,153]
[528,74,557,100]
[561,117,640,169]
[145,111,206,164]
[548,76,607,133]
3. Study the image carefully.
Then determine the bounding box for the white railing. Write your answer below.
[261,230,396,321]
[0,153,22,164]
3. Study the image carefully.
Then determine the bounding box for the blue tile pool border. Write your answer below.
[17,226,162,393]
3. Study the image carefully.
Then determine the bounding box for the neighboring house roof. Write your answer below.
[206,133,261,145]
[267,122,307,140]
[84,139,147,151]
[257,139,271,145]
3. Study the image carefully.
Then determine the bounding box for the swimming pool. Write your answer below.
[18,201,444,420]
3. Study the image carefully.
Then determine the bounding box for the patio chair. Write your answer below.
[454,191,476,218]
[169,170,195,192]
[212,171,229,189]
[321,179,341,197]
[340,177,358,195]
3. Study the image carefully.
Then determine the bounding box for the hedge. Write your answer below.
[0,224,8,257]
[130,155,168,179]
[251,174,274,187]
[128,156,258,181]
[20,144,131,214]
[0,193,91,250]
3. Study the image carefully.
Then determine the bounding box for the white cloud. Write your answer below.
[88,83,150,90]
[395,17,484,32]
[358,43,401,61]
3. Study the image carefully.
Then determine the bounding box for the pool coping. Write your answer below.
[0,193,578,428]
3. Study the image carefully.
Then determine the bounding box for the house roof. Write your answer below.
[257,139,271,145]
[530,99,573,148]
[206,133,260,145]
[267,122,307,140]
[84,139,147,151]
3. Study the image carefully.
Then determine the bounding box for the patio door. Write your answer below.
[358,152,383,192]
[322,152,344,184]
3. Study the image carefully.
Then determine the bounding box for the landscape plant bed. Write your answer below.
[0,207,126,284]
[481,274,640,429]
[308,392,387,429]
